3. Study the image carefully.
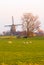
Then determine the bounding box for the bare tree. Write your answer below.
[22,13,40,37]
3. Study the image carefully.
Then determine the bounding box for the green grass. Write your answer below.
[0,37,44,65]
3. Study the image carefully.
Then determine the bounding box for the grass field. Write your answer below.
[0,36,44,65]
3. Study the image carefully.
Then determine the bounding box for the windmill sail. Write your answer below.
[12,16,14,25]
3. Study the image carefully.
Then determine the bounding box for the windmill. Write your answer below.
[5,16,22,35]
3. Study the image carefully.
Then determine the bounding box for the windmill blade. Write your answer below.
[15,24,22,26]
[12,16,14,25]
[5,24,22,27]
[4,25,12,27]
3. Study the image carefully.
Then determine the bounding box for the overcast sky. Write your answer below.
[0,0,44,33]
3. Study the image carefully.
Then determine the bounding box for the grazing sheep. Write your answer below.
[8,41,12,44]
[29,41,32,44]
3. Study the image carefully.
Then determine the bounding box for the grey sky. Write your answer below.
[0,0,44,33]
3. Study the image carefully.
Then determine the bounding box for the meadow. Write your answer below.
[0,36,44,65]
